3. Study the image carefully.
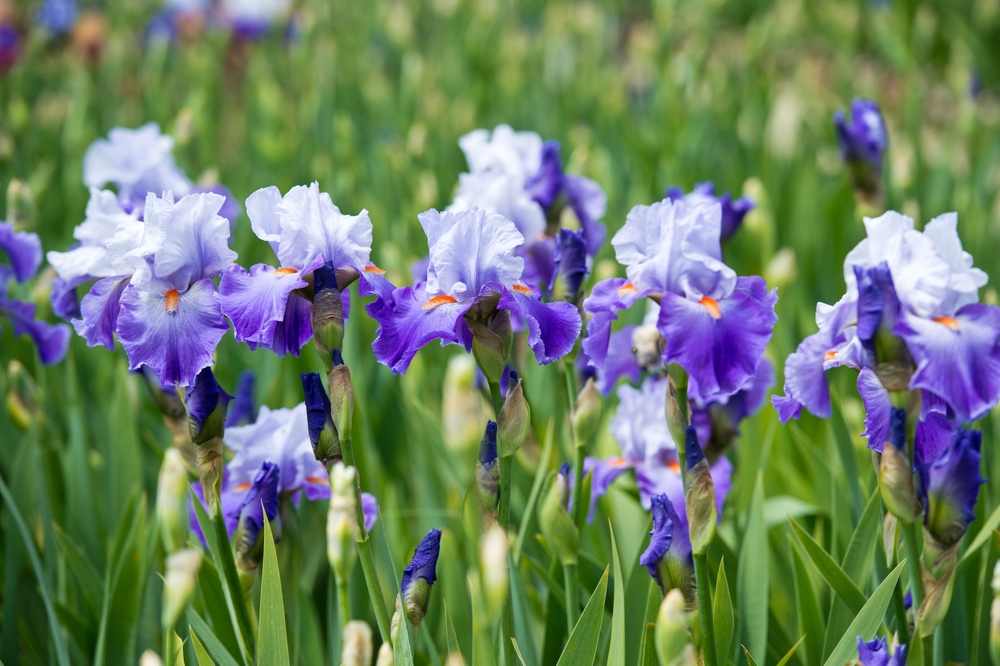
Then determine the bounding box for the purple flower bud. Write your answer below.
[834,99,888,197]
[232,461,281,567]
[640,494,693,601]
[301,372,340,464]
[922,428,984,548]
[551,228,589,302]
[400,529,442,628]
[185,367,232,445]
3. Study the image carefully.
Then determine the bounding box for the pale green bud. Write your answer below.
[683,429,717,556]
[6,361,37,432]
[328,352,354,440]
[341,620,373,666]
[156,449,190,553]
[655,589,691,666]
[375,642,393,666]
[468,318,508,384]
[990,561,1000,665]
[663,376,687,452]
[879,440,917,525]
[479,525,509,616]
[162,549,202,628]
[572,377,603,445]
[443,354,487,454]
[498,374,529,457]
[538,469,578,565]
[327,463,358,582]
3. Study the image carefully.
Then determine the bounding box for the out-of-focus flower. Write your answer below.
[834,99,888,199]
[773,211,1000,454]
[0,22,21,72]
[341,620,373,666]
[162,549,202,628]
[0,221,70,364]
[218,183,374,358]
[219,0,291,39]
[35,0,76,36]
[855,636,906,666]
[665,182,754,242]
[366,207,581,374]
[226,371,257,427]
[583,198,778,404]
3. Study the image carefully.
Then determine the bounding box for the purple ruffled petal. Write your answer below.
[0,221,42,283]
[581,277,645,370]
[858,367,892,451]
[270,291,314,358]
[659,275,778,404]
[217,263,309,351]
[595,326,642,396]
[0,296,70,364]
[72,275,130,350]
[116,279,229,386]
[896,304,1000,423]
[582,456,631,523]
[51,274,90,319]
[366,283,471,374]
[497,285,581,364]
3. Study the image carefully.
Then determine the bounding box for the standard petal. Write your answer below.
[896,304,1000,422]
[497,286,581,364]
[217,263,308,349]
[366,283,471,374]
[275,182,372,272]
[72,275,130,349]
[0,221,42,282]
[116,279,230,386]
[659,276,778,404]
[245,186,283,250]
[0,297,70,364]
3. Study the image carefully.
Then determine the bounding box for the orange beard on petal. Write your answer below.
[422,294,458,310]
[165,289,180,313]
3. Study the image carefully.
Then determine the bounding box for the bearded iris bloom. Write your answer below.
[665,182,754,243]
[583,198,778,404]
[834,99,888,198]
[773,211,1000,457]
[856,636,906,666]
[218,183,376,357]
[0,222,70,364]
[366,207,581,374]
[920,428,984,551]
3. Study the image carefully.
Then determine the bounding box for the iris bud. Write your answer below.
[341,620,373,666]
[497,372,529,457]
[398,529,442,630]
[234,462,281,585]
[312,262,345,368]
[185,367,231,446]
[328,351,354,442]
[538,466,579,565]
[375,643,393,666]
[6,360,37,431]
[476,421,500,511]
[655,589,692,666]
[663,376,687,454]
[684,428,716,556]
[469,317,509,384]
[156,449,190,553]
[162,549,202,628]
[301,372,341,465]
[327,463,358,582]
[479,525,509,616]
[572,377,603,445]
[879,408,917,525]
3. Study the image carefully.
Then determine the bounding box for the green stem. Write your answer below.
[563,562,579,630]
[902,520,925,630]
[693,552,718,666]
[211,509,257,656]
[933,626,943,666]
[338,576,350,631]
[339,435,392,643]
[489,380,516,666]
[163,625,175,666]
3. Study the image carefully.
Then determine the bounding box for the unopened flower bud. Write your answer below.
[879,408,917,525]
[312,262,345,367]
[327,463,358,582]
[138,366,186,420]
[341,620,373,666]
[663,376,687,454]
[6,360,37,431]
[632,324,663,370]
[185,367,231,446]
[538,466,579,565]
[162,549,202,628]
[328,351,354,441]
[551,228,589,303]
[572,377,603,445]
[140,650,164,666]
[476,421,500,511]
[655,589,691,666]
[400,529,442,629]
[498,372,529,457]
[301,372,341,464]
[479,525,509,615]
[157,449,190,553]
[468,317,509,384]
[684,427,716,555]
[443,355,487,454]
[6,179,34,230]
[375,642,393,666]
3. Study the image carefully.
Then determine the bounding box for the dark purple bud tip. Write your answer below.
[479,421,498,467]
[888,407,906,452]
[685,426,705,471]
[301,372,333,445]
[186,367,233,444]
[401,528,442,592]
[332,349,345,367]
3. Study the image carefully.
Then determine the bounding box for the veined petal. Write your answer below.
[217,263,308,349]
[0,296,70,364]
[0,221,42,283]
[73,275,130,349]
[858,368,892,451]
[659,275,778,404]
[581,277,645,370]
[245,186,283,250]
[896,304,1000,422]
[497,285,581,364]
[46,245,113,283]
[366,283,471,375]
[275,182,372,272]
[116,279,229,386]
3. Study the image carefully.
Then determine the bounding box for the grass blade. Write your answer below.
[737,472,768,658]
[556,566,609,666]
[789,518,867,614]
[257,516,290,666]
[821,560,905,666]
[713,557,734,660]
[607,525,625,666]
[187,610,242,666]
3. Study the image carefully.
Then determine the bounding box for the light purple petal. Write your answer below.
[858,367,892,451]
[51,274,90,319]
[0,296,70,364]
[595,326,642,396]
[896,304,1000,423]
[275,182,372,272]
[583,456,631,524]
[659,275,778,404]
[72,275,130,349]
[0,221,42,283]
[609,377,676,466]
[116,279,229,386]
[357,264,396,302]
[581,277,645,370]
[270,292,314,358]
[497,285,581,364]
[217,263,308,350]
[366,282,471,375]
[361,492,379,532]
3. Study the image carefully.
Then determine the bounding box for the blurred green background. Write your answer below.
[2,0,1000,663]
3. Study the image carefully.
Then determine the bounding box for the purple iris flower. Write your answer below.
[366,207,581,374]
[583,198,778,404]
[773,211,1000,443]
[834,99,888,197]
[106,192,235,387]
[226,371,257,427]
[920,428,984,549]
[0,223,70,364]
[583,376,732,522]
[401,528,442,594]
[232,461,281,553]
[83,124,194,215]
[0,23,21,72]
[639,493,691,594]
[856,636,906,666]
[35,0,77,36]
[690,358,774,452]
[217,183,375,357]
[218,0,291,39]
[449,124,607,267]
[665,182,755,242]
